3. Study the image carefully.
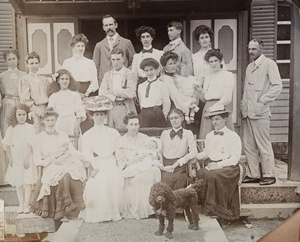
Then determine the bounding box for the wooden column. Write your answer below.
[288,5,300,181]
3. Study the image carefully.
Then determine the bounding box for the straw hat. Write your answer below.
[83,96,113,112]
[204,108,231,118]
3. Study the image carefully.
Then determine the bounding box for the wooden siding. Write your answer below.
[251,0,289,142]
[0,0,15,73]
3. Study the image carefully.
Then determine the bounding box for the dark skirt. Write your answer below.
[30,173,85,220]
[196,163,240,220]
[140,106,166,128]
[161,157,187,190]
[70,81,90,94]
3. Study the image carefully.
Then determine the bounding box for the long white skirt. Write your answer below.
[79,156,124,223]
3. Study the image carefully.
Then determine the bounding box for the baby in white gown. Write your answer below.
[122,138,163,178]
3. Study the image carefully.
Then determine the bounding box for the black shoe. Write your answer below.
[260,177,276,186]
[242,176,260,183]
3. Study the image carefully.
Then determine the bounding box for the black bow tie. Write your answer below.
[165,72,175,77]
[142,48,153,53]
[214,130,224,136]
[170,129,183,140]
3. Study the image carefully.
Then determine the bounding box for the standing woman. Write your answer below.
[192,25,214,89]
[199,49,234,139]
[62,33,99,97]
[47,69,86,138]
[132,26,164,85]
[0,49,26,137]
[79,96,124,223]
[160,108,197,190]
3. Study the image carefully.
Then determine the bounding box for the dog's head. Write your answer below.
[190,179,204,193]
[149,182,176,207]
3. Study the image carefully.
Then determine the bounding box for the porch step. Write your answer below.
[241,179,300,204]
[14,213,61,237]
[0,185,18,206]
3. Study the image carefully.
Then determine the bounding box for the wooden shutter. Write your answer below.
[251,0,277,60]
[0,0,15,73]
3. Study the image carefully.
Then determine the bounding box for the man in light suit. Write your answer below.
[93,14,136,85]
[99,48,137,131]
[241,38,282,186]
[163,20,193,75]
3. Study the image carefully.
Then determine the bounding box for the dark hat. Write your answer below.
[139,58,160,70]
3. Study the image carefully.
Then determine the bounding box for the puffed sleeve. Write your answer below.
[177,130,197,166]
[86,59,99,94]
[209,71,234,112]
[19,76,34,108]
[74,92,86,120]
[82,133,97,169]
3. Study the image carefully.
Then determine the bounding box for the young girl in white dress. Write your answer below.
[3,104,37,214]
[48,69,86,138]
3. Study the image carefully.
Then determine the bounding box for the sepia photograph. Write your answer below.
[0,0,300,241]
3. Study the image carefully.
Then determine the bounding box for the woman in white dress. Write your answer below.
[48,69,86,138]
[79,96,124,223]
[199,49,234,139]
[31,107,86,221]
[115,112,161,219]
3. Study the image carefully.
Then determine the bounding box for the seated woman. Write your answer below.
[160,108,197,190]
[198,49,234,139]
[31,107,86,221]
[196,109,242,220]
[115,112,161,219]
[78,96,124,223]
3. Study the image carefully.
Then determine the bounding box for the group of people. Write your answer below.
[0,13,282,223]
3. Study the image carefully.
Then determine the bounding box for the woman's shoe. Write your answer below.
[17,204,24,214]
[23,205,30,214]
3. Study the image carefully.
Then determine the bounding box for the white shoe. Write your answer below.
[17,204,24,214]
[23,205,30,214]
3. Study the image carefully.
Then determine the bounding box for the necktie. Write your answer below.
[142,48,153,54]
[170,129,183,139]
[145,78,158,98]
[214,130,224,136]
[109,37,114,51]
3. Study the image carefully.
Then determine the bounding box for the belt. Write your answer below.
[3,94,18,98]
[115,101,125,106]
[142,105,162,110]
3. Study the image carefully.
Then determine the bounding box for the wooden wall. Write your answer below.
[251,0,289,142]
[0,0,16,73]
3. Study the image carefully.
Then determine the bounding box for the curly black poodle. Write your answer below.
[149,180,203,239]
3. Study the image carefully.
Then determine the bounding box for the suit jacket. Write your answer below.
[163,39,193,75]
[241,54,282,119]
[99,66,137,113]
[93,34,135,85]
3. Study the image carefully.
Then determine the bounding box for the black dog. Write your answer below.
[149,180,203,239]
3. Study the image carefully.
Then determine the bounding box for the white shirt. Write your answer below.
[203,69,234,112]
[169,37,182,50]
[196,126,241,168]
[62,55,99,93]
[138,78,171,117]
[112,67,125,91]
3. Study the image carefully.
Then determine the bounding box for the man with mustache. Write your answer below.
[93,14,135,85]
[241,38,282,186]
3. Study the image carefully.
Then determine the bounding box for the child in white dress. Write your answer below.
[178,62,201,124]
[3,104,37,214]
[122,138,164,178]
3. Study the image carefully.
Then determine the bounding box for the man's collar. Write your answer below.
[215,126,227,132]
[170,37,181,46]
[107,33,118,42]
[254,54,264,66]
[113,66,125,74]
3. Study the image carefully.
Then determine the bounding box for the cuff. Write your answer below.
[177,157,186,166]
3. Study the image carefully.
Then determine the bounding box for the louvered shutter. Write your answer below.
[251,0,277,60]
[0,1,15,73]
